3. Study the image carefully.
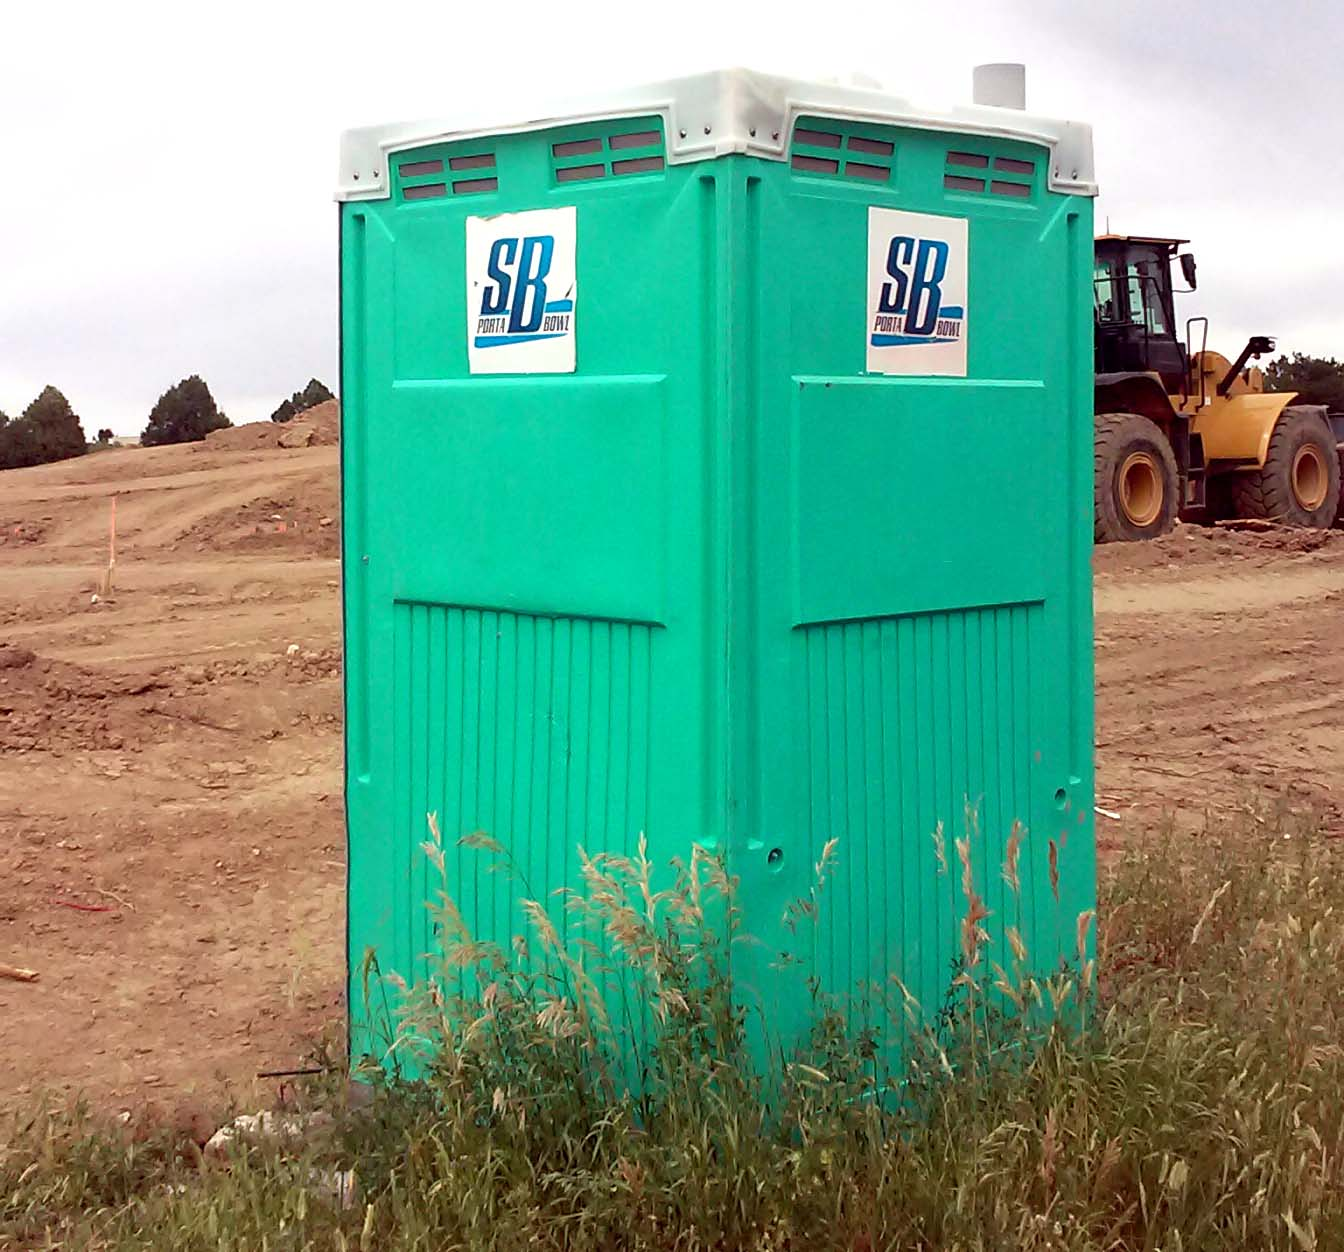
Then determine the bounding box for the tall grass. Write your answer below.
[6,803,1344,1250]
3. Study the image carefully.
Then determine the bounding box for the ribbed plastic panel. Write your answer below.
[392,602,653,975]
[796,602,1040,1010]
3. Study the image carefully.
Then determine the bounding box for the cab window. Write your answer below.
[1093,259,1120,323]
[1125,255,1168,335]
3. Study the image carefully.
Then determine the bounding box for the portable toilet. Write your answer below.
[337,68,1097,1066]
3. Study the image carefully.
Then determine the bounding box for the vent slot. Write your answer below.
[453,177,498,195]
[944,149,1036,200]
[609,129,660,150]
[847,135,894,157]
[944,174,985,193]
[846,162,889,182]
[790,120,895,185]
[449,153,495,172]
[553,137,602,157]
[557,163,606,183]
[398,149,498,202]
[612,155,664,175]
[549,118,667,185]
[795,127,843,149]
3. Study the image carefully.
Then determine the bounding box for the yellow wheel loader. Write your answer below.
[1093,235,1344,542]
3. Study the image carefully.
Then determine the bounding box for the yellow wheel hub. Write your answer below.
[1291,443,1328,511]
[1119,451,1163,527]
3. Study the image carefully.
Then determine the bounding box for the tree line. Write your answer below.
[0,388,88,468]
[1,354,1338,474]
[1264,353,1344,411]
[0,376,336,470]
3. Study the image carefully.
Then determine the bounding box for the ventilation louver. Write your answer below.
[396,151,499,202]
[790,123,894,184]
[943,150,1036,200]
[550,122,666,184]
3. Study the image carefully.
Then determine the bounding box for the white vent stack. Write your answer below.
[972,63,1026,110]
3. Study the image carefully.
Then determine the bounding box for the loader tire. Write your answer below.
[1337,450,1344,527]
[1231,406,1340,528]
[1094,412,1179,543]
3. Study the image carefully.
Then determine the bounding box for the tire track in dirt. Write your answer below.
[0,439,345,1107]
[2,446,337,551]
[1094,528,1344,845]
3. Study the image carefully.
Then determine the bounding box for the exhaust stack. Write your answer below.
[973,63,1026,110]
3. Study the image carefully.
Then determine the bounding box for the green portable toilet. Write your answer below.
[338,67,1097,1066]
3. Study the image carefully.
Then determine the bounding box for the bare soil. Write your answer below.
[1093,523,1344,849]
[0,441,344,1109]
[1,441,1341,1109]
[202,400,339,453]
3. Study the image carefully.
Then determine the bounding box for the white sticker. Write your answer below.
[466,206,576,374]
[865,207,967,376]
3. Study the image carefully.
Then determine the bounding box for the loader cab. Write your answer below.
[1094,235,1190,393]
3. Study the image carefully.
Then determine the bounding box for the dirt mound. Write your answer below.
[176,480,340,556]
[0,520,46,545]
[0,645,172,753]
[1094,524,1246,574]
[203,400,339,452]
[295,399,339,444]
[1094,523,1344,576]
[1252,525,1343,555]
[201,423,280,451]
[0,638,343,756]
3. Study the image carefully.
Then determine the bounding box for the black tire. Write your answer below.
[1231,406,1341,528]
[1094,412,1179,543]
[1338,450,1344,527]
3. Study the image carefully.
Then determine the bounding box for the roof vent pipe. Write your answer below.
[972,63,1026,110]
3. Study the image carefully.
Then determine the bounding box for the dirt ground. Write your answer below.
[1093,524,1344,849]
[2,436,1342,1109]
[0,437,345,1110]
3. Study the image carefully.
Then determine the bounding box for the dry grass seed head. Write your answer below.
[814,838,840,888]
[955,834,992,969]
[1003,820,1026,896]
[960,893,992,971]
[931,820,949,877]
[458,829,507,859]
[1075,910,1096,963]
[1190,879,1233,947]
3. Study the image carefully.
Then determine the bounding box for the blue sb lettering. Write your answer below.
[480,238,517,316]
[880,236,949,335]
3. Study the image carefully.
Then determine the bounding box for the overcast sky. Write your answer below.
[1,0,1338,435]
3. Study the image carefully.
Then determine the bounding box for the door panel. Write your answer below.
[732,146,1093,1050]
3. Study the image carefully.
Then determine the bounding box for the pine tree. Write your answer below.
[271,378,334,423]
[0,387,87,469]
[141,376,231,446]
[270,397,298,424]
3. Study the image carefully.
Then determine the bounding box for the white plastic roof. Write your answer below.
[336,67,1096,203]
